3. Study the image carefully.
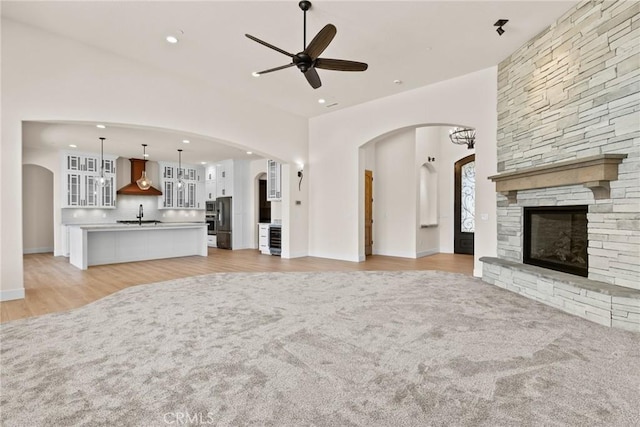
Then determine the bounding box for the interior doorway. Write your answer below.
[22,164,54,254]
[258,176,270,223]
[454,154,475,255]
[365,169,373,256]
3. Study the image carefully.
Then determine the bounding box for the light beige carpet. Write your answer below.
[1,270,639,426]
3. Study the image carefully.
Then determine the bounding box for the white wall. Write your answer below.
[22,147,61,258]
[1,20,308,298]
[281,163,309,259]
[309,67,498,275]
[22,165,54,253]
[415,126,441,257]
[371,129,416,257]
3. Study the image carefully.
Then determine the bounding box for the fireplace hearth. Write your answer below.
[523,206,588,277]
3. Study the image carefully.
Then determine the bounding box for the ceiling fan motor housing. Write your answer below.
[293,53,313,72]
[299,1,312,11]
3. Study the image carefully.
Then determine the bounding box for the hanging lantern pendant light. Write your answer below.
[137,144,152,190]
[96,137,106,188]
[177,149,185,189]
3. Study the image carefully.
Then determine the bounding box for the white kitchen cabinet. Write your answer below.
[258,223,270,254]
[216,159,234,198]
[61,225,70,257]
[267,160,282,201]
[205,164,217,200]
[62,151,117,208]
[207,235,217,248]
[158,162,205,209]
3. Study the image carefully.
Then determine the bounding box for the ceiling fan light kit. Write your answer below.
[245,0,368,89]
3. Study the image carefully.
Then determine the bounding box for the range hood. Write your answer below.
[117,158,162,196]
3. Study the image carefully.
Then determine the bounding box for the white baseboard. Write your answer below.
[285,251,308,259]
[23,247,54,254]
[416,249,438,258]
[373,250,415,258]
[1,288,25,301]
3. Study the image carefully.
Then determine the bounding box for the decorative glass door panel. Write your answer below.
[460,161,475,233]
[454,154,475,255]
[67,174,80,206]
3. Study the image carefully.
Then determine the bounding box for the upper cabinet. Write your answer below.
[216,159,234,198]
[205,164,217,201]
[158,161,205,209]
[267,159,282,201]
[62,151,117,208]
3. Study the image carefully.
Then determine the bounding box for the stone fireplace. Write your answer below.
[486,154,628,282]
[478,0,640,332]
[523,205,588,277]
[480,154,639,331]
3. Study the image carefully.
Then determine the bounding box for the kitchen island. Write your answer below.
[68,222,207,270]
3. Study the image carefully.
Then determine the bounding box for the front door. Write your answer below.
[365,170,373,256]
[454,154,475,255]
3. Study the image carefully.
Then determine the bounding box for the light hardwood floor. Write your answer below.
[0,249,474,323]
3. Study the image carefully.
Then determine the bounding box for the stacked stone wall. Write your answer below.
[496,0,640,290]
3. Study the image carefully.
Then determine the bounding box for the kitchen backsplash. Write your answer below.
[62,195,205,224]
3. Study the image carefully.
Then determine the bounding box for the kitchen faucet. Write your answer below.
[136,204,143,226]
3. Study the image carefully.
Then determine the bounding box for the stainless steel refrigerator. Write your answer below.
[215,196,232,249]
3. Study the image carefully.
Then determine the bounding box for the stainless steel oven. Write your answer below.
[205,200,216,214]
[205,214,216,235]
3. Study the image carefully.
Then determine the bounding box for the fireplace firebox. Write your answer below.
[523,205,588,277]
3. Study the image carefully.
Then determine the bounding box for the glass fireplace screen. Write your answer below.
[523,205,588,277]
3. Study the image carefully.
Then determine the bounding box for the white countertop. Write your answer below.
[68,222,206,231]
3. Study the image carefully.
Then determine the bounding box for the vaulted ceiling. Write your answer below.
[4,0,578,162]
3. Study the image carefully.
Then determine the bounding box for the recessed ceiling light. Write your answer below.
[246,151,253,155]
[251,72,260,77]
[96,124,106,129]
[318,98,326,104]
[393,79,403,85]
[182,139,190,144]
[166,35,178,44]
[69,144,77,148]
[201,161,206,165]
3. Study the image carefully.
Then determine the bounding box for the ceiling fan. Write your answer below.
[245,0,368,89]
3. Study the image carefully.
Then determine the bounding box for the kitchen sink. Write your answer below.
[116,220,162,225]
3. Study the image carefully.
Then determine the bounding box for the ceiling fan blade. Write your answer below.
[245,34,294,58]
[256,63,295,75]
[315,58,368,72]
[304,67,322,89]
[304,24,336,60]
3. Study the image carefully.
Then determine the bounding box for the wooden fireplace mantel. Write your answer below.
[488,154,628,204]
